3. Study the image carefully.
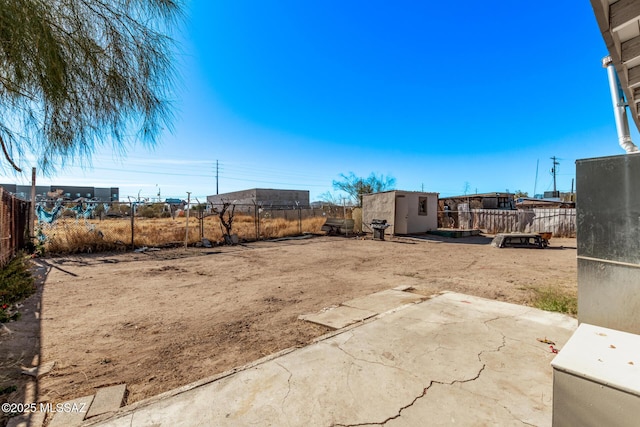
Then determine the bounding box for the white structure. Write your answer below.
[551,323,640,426]
[362,191,438,235]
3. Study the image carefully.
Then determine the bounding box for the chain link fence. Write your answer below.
[33,201,355,253]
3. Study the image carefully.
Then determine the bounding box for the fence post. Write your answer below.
[253,202,258,241]
[199,209,204,240]
[130,202,135,249]
[185,192,191,249]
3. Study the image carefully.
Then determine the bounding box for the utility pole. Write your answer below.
[551,156,560,194]
[534,159,539,197]
[571,178,575,202]
[216,160,219,195]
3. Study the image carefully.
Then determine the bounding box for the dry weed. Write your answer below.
[43,215,327,253]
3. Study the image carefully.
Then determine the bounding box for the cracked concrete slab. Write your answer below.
[48,394,94,427]
[298,305,377,329]
[85,384,126,419]
[86,292,576,427]
[342,289,426,313]
[299,288,424,330]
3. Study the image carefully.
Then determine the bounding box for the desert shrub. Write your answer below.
[0,254,35,322]
[137,203,171,218]
[112,203,131,216]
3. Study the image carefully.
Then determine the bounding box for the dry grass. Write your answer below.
[43,215,328,253]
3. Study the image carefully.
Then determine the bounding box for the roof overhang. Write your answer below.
[591,0,640,132]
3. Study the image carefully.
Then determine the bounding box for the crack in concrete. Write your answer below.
[331,362,487,427]
[275,361,293,425]
[330,326,511,427]
[333,339,416,379]
[340,330,356,347]
[474,323,540,426]
[477,329,507,363]
[500,403,538,427]
[346,362,356,400]
[518,418,538,427]
[330,363,488,427]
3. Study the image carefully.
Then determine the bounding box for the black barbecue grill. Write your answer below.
[370,219,391,240]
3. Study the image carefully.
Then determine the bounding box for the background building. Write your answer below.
[0,184,119,202]
[207,188,310,209]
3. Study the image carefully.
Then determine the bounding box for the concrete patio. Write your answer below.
[77,291,576,426]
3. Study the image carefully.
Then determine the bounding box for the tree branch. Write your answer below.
[0,134,23,172]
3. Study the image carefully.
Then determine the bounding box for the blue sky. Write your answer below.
[2,0,637,201]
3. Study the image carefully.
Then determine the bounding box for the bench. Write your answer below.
[321,218,354,235]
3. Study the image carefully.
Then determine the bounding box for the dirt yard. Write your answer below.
[24,234,576,407]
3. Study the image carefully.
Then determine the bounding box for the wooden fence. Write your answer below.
[456,208,576,237]
[0,187,31,268]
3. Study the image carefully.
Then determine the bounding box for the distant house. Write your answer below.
[0,184,119,202]
[515,198,575,209]
[437,192,515,229]
[207,188,310,212]
[439,192,515,212]
[362,190,439,235]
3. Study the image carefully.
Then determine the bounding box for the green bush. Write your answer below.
[0,254,35,322]
[532,287,577,316]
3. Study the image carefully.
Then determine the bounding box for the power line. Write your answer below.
[218,163,330,181]
[88,166,213,178]
[219,175,329,188]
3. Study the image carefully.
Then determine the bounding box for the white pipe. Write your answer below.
[602,56,639,153]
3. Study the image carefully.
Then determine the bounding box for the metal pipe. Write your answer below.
[602,56,639,153]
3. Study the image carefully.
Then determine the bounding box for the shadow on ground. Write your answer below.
[0,259,49,427]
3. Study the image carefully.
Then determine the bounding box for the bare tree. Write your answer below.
[332,172,396,207]
[216,201,236,245]
[0,0,183,173]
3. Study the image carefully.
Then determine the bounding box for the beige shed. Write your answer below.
[362,190,439,235]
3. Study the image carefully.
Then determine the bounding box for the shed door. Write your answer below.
[395,195,408,234]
